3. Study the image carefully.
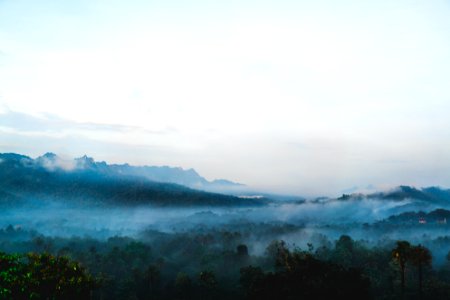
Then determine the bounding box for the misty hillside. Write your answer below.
[378,208,450,225]
[34,152,245,193]
[336,185,450,205]
[109,164,245,193]
[0,153,263,207]
[368,185,450,203]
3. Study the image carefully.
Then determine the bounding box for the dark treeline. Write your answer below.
[2,225,450,299]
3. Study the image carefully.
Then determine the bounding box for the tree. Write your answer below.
[391,241,412,297]
[145,264,161,300]
[265,240,289,271]
[0,252,26,299]
[0,251,97,299]
[175,272,192,300]
[409,244,432,299]
[239,266,264,300]
[198,270,217,300]
[26,252,97,299]
[237,244,249,257]
[240,246,371,300]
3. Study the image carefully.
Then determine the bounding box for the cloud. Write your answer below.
[0,109,170,135]
[0,122,190,169]
[36,153,76,171]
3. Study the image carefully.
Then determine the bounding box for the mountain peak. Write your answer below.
[186,168,200,176]
[76,155,94,161]
[0,153,33,167]
[0,153,31,161]
[74,155,96,169]
[42,152,58,159]
[0,152,245,193]
[35,152,66,170]
[37,152,59,162]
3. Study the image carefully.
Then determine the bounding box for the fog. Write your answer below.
[0,197,436,237]
[2,191,450,300]
[2,196,450,264]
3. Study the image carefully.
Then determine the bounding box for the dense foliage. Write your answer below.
[0,252,96,299]
[2,225,450,299]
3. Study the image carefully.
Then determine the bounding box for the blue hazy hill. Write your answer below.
[0,153,262,207]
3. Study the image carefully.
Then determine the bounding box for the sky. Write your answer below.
[1,0,450,196]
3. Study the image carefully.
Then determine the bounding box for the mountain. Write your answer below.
[367,185,450,205]
[0,153,264,207]
[331,185,450,217]
[107,163,245,193]
[335,185,450,205]
[376,208,450,225]
[25,152,245,193]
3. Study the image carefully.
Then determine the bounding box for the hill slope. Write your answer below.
[0,153,263,207]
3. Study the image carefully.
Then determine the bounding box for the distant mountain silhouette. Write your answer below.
[367,185,450,204]
[107,162,245,193]
[0,153,262,207]
[33,152,245,192]
[335,185,450,204]
[332,185,450,218]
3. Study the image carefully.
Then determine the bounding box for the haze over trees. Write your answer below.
[2,153,450,299]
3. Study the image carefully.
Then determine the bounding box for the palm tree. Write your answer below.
[198,270,217,300]
[409,244,432,299]
[391,241,411,297]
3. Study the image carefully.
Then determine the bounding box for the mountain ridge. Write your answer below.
[1,152,245,192]
[0,152,262,207]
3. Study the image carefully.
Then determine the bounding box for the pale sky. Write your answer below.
[1,0,450,196]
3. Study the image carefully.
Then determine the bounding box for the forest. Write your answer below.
[2,216,450,299]
[2,154,450,299]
